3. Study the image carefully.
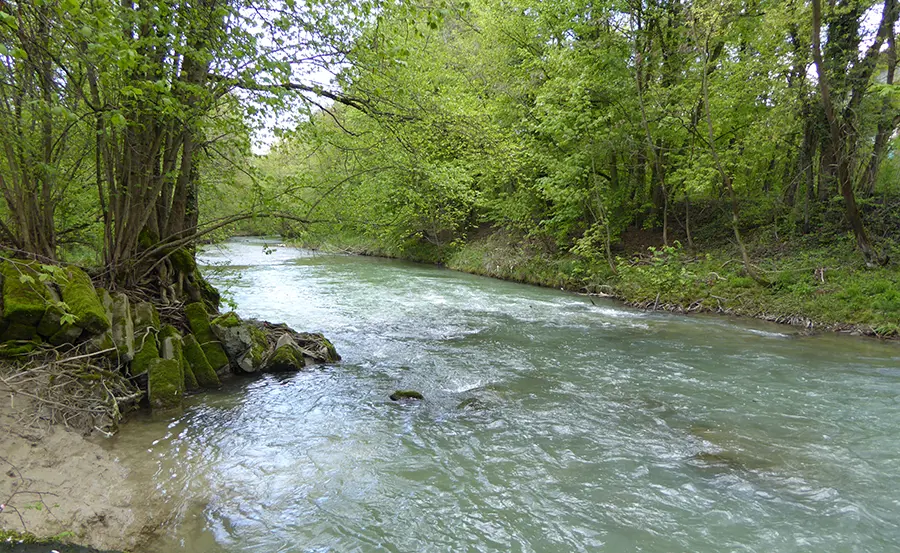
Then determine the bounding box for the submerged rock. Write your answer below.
[390,390,424,401]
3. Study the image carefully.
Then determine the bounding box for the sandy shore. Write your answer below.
[0,384,167,552]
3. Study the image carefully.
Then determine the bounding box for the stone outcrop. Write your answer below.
[0,258,339,413]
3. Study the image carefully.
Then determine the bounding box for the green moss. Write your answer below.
[183,334,220,388]
[266,344,305,372]
[210,311,241,328]
[248,327,268,367]
[169,248,196,275]
[131,329,159,377]
[0,261,50,325]
[148,357,182,410]
[181,350,199,390]
[390,390,424,401]
[184,302,230,371]
[0,340,39,357]
[320,336,339,361]
[1,322,38,342]
[59,266,110,335]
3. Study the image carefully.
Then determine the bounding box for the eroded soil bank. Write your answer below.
[0,385,168,552]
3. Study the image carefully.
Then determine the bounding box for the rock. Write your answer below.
[390,390,424,401]
[210,312,253,359]
[275,333,295,350]
[36,287,65,338]
[264,338,306,372]
[0,322,38,342]
[48,322,83,346]
[103,291,135,362]
[184,302,230,373]
[147,358,183,410]
[0,340,39,357]
[180,349,199,390]
[131,327,159,378]
[85,328,115,355]
[59,266,110,335]
[159,325,186,393]
[239,325,270,373]
[132,302,161,334]
[0,261,50,325]
[182,334,220,388]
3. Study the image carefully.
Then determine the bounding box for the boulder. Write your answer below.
[182,334,220,388]
[180,349,199,391]
[184,302,230,373]
[262,334,307,372]
[147,358,182,410]
[0,322,38,342]
[132,302,161,334]
[106,292,135,362]
[58,266,109,335]
[210,312,253,359]
[0,261,50,326]
[36,287,65,338]
[390,390,424,401]
[48,323,83,346]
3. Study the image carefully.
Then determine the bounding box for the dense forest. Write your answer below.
[1,0,899,335]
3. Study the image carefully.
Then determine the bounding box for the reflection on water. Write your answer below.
[109,237,900,552]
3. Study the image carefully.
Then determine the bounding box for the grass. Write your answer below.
[287,224,900,338]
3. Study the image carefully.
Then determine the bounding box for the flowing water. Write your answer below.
[110,237,900,552]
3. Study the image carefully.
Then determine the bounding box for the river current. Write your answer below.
[110,237,900,552]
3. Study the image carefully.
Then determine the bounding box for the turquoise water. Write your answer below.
[113,237,900,552]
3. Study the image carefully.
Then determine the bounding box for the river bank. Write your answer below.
[0,383,165,552]
[294,229,900,340]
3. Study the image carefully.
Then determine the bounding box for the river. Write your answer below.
[109,237,900,552]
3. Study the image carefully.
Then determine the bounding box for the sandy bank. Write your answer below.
[0,384,166,552]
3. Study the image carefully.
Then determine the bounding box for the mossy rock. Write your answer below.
[86,329,115,355]
[36,299,64,338]
[184,302,229,372]
[265,343,306,372]
[247,326,269,371]
[59,266,110,335]
[133,302,161,332]
[183,334,220,388]
[390,390,424,401]
[0,322,38,342]
[0,340,39,358]
[159,325,186,394]
[112,292,135,360]
[147,358,183,410]
[181,350,199,390]
[48,322,83,346]
[320,336,339,362]
[211,311,241,328]
[0,261,50,326]
[138,228,159,250]
[131,329,160,377]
